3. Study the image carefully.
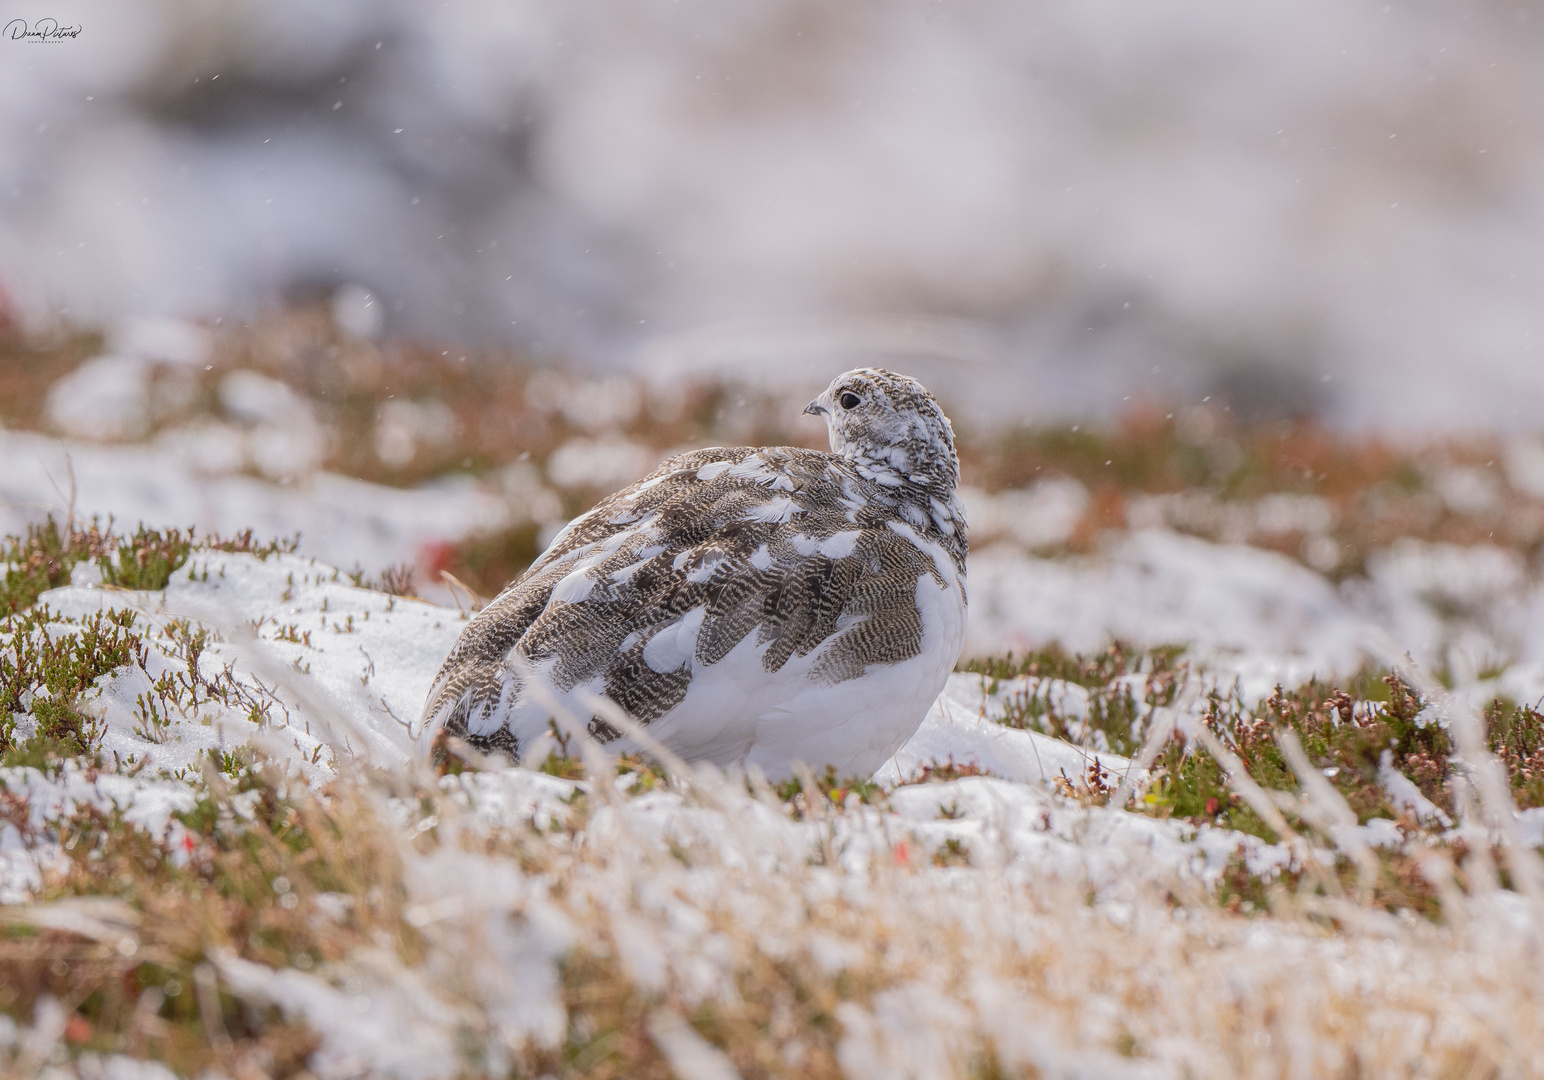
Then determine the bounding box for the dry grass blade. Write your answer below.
[1108,680,1195,809]
[1274,727,1381,899]
[647,1010,745,1080]
[1362,630,1544,914]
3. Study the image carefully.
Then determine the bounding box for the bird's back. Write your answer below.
[421,442,967,776]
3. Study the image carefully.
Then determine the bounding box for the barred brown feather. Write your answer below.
[422,368,967,778]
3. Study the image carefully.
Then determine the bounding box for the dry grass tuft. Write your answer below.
[2,717,1542,1078]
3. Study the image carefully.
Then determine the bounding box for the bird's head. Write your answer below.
[804,368,959,492]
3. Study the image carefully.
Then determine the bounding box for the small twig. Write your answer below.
[438,570,485,614]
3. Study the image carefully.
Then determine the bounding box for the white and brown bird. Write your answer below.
[421,367,967,780]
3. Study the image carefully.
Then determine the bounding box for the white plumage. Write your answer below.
[421,367,968,780]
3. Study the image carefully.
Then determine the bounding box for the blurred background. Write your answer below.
[5,0,1544,430]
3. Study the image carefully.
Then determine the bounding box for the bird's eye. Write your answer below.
[839,391,861,410]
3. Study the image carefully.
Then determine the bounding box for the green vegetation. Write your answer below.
[1,519,298,767]
[967,643,1544,905]
[961,644,1544,914]
[774,764,885,813]
[1,518,115,614]
[966,643,1186,758]
[3,517,299,615]
[0,606,141,760]
[97,524,195,591]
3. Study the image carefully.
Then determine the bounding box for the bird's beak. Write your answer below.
[804,399,827,417]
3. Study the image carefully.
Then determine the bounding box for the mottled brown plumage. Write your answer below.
[422,368,968,779]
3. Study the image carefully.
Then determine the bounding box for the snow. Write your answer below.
[217,953,463,1080]
[958,478,1088,550]
[4,475,1544,1073]
[0,532,1390,915]
[0,426,509,576]
[41,551,467,774]
[1,541,1300,917]
[544,435,659,491]
[966,529,1370,700]
[43,355,159,442]
[876,673,1131,788]
[38,318,213,442]
[964,524,1544,705]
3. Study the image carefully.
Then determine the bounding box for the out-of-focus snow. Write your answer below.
[1127,490,1337,546]
[544,435,658,492]
[41,317,213,442]
[959,478,1089,551]
[967,526,1544,703]
[43,355,160,441]
[8,3,1544,427]
[1504,438,1544,501]
[373,398,459,470]
[0,426,508,576]
[218,954,463,1080]
[967,530,1367,699]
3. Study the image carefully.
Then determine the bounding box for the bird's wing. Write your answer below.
[422,444,951,752]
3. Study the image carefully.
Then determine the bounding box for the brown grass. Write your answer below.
[2,725,1541,1079]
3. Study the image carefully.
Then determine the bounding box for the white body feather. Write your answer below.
[424,367,969,780]
[472,532,966,779]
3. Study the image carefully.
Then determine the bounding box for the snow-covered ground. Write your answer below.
[6,336,1544,1075]
[0,426,510,582]
[2,536,1542,1077]
[2,549,1269,901]
[11,401,1544,696]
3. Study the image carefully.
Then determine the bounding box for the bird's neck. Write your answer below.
[847,444,967,570]
[845,436,956,490]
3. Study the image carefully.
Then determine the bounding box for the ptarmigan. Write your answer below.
[421,367,967,780]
